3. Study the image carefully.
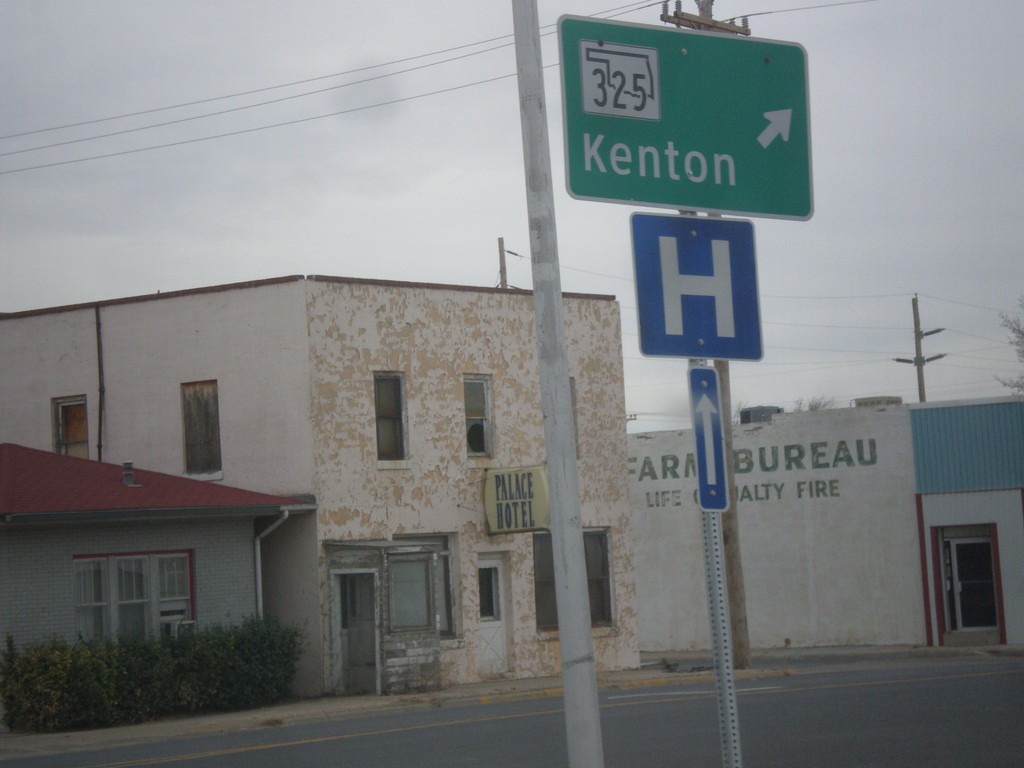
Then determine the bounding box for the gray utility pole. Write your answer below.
[895,294,946,402]
[511,2,605,767]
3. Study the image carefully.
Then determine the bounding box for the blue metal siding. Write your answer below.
[911,401,1024,493]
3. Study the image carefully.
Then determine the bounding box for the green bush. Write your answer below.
[107,636,177,723]
[0,636,113,732]
[172,617,303,713]
[1,617,303,732]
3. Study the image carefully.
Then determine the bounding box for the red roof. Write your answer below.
[0,443,312,521]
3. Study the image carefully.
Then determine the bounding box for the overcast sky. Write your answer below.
[2,0,1022,432]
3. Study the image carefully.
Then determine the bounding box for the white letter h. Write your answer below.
[659,236,735,337]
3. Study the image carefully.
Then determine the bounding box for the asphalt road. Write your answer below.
[3,653,1022,767]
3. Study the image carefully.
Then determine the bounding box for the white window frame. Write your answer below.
[53,395,89,459]
[463,375,493,458]
[74,551,194,641]
[75,558,108,640]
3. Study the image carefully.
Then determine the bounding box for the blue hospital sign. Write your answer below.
[631,214,762,360]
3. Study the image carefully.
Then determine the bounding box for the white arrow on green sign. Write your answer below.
[559,15,813,220]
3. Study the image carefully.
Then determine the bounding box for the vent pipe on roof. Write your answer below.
[122,462,137,487]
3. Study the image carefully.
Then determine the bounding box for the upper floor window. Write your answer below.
[53,395,88,459]
[75,551,194,641]
[463,376,492,457]
[374,373,406,460]
[181,380,221,476]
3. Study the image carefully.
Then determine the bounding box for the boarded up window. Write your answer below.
[394,534,455,636]
[374,373,405,460]
[53,396,88,459]
[181,380,222,475]
[390,557,432,630]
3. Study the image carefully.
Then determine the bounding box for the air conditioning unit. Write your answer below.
[162,619,197,639]
[852,396,903,409]
[740,406,782,424]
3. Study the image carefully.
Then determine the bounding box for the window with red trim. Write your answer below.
[74,551,194,641]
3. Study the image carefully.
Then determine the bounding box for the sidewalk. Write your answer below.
[2,645,1019,761]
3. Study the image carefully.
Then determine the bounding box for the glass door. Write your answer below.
[949,539,997,630]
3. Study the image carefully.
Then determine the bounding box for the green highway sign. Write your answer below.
[559,15,812,220]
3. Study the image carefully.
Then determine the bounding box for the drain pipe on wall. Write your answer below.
[254,509,290,618]
[94,305,106,462]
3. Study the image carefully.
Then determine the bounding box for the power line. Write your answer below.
[1,2,655,144]
[0,37,518,143]
[723,0,881,24]
[0,42,519,159]
[0,0,871,176]
[762,292,909,300]
[915,293,1011,315]
[0,69,524,176]
[766,320,906,331]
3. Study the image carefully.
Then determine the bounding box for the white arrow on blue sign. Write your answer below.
[632,214,761,360]
[689,365,730,511]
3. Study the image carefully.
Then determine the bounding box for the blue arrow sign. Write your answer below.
[689,365,729,511]
[632,214,761,360]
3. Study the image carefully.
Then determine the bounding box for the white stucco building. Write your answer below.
[629,397,1024,652]
[0,275,640,696]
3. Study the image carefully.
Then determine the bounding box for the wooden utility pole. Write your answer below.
[497,237,508,289]
[661,0,750,35]
[677,0,752,673]
[715,359,751,669]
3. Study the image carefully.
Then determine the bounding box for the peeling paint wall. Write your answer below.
[630,406,924,651]
[0,275,639,694]
[306,279,638,685]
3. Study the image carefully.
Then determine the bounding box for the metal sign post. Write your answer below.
[690,360,743,767]
[630,221,756,766]
[702,493,743,766]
